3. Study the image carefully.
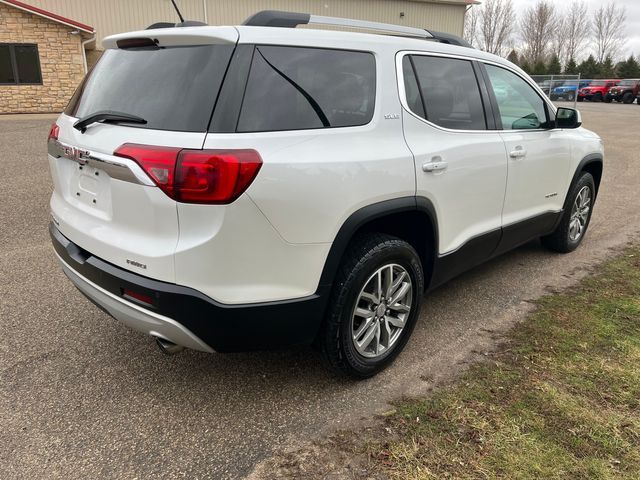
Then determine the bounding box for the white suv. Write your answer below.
[48,11,604,377]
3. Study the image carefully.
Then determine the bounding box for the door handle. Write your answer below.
[422,159,448,172]
[509,147,527,159]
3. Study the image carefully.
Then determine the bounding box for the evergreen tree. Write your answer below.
[532,59,548,75]
[616,55,640,78]
[547,54,562,75]
[598,56,615,78]
[578,55,599,79]
[564,58,578,75]
[520,60,532,74]
[507,49,520,66]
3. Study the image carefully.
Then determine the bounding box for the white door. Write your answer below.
[483,64,572,226]
[399,54,508,255]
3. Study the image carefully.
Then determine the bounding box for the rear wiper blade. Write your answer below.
[73,110,147,133]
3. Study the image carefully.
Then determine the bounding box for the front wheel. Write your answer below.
[320,234,424,378]
[541,172,595,253]
[622,92,634,104]
[566,92,576,101]
[594,92,603,102]
[604,94,613,103]
[577,97,584,102]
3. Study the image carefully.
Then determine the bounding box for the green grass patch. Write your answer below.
[370,247,640,479]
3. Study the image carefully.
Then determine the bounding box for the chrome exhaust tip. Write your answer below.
[155,336,184,355]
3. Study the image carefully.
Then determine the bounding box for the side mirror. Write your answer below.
[555,107,582,129]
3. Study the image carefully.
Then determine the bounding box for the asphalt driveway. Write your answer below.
[1,102,639,479]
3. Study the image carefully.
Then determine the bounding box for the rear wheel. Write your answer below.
[604,94,613,103]
[320,234,424,378]
[566,92,576,101]
[622,92,634,104]
[577,97,584,102]
[541,172,595,253]
[594,92,603,102]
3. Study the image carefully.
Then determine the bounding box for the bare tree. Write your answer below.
[550,16,566,63]
[562,0,590,64]
[478,0,515,56]
[463,5,479,47]
[520,1,559,64]
[592,1,627,63]
[465,0,515,56]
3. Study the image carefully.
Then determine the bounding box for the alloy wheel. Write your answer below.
[569,186,591,242]
[351,264,413,358]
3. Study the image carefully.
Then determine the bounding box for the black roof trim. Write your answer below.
[243,10,311,28]
[427,30,473,48]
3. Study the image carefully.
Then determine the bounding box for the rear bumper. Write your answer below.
[50,223,329,352]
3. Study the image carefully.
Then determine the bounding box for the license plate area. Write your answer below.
[68,161,113,216]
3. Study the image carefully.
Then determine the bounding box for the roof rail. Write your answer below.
[242,10,473,47]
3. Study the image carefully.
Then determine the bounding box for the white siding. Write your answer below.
[25,0,466,47]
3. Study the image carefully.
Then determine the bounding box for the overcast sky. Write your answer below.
[509,0,640,59]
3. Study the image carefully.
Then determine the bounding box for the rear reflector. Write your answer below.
[122,288,154,307]
[48,123,59,142]
[114,144,262,204]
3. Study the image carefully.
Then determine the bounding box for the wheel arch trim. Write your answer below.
[566,153,603,209]
[318,196,439,288]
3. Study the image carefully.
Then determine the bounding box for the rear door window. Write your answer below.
[404,55,487,131]
[236,46,376,132]
[66,45,234,132]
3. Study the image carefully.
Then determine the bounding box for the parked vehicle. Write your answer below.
[47,11,604,378]
[605,79,640,104]
[550,80,591,101]
[536,79,565,95]
[578,80,620,102]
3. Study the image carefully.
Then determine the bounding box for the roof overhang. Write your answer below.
[0,0,95,34]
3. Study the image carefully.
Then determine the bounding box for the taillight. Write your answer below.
[48,123,59,142]
[114,144,262,204]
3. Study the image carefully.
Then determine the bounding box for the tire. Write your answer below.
[566,92,576,101]
[550,94,558,101]
[320,234,424,378]
[541,172,596,253]
[594,92,603,102]
[622,92,634,104]
[577,97,584,102]
[604,94,613,103]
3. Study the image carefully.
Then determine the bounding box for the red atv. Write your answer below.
[605,79,640,104]
[578,79,620,102]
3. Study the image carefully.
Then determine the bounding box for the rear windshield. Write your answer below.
[65,45,234,132]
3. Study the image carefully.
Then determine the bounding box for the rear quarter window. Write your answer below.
[65,45,234,132]
[236,46,376,132]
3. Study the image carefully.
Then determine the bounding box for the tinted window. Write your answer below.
[0,45,14,84]
[14,45,41,83]
[237,46,375,132]
[68,45,234,132]
[407,55,486,130]
[402,56,425,119]
[485,65,548,130]
[0,44,41,84]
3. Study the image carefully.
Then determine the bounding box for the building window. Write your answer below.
[0,44,43,85]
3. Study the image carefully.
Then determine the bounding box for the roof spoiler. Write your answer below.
[242,10,472,48]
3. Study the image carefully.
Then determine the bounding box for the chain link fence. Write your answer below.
[530,75,584,109]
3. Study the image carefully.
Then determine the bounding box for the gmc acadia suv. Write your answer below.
[48,11,604,378]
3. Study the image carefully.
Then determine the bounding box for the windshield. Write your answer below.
[618,80,636,86]
[65,45,234,132]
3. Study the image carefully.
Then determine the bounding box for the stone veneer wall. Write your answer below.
[0,2,85,113]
